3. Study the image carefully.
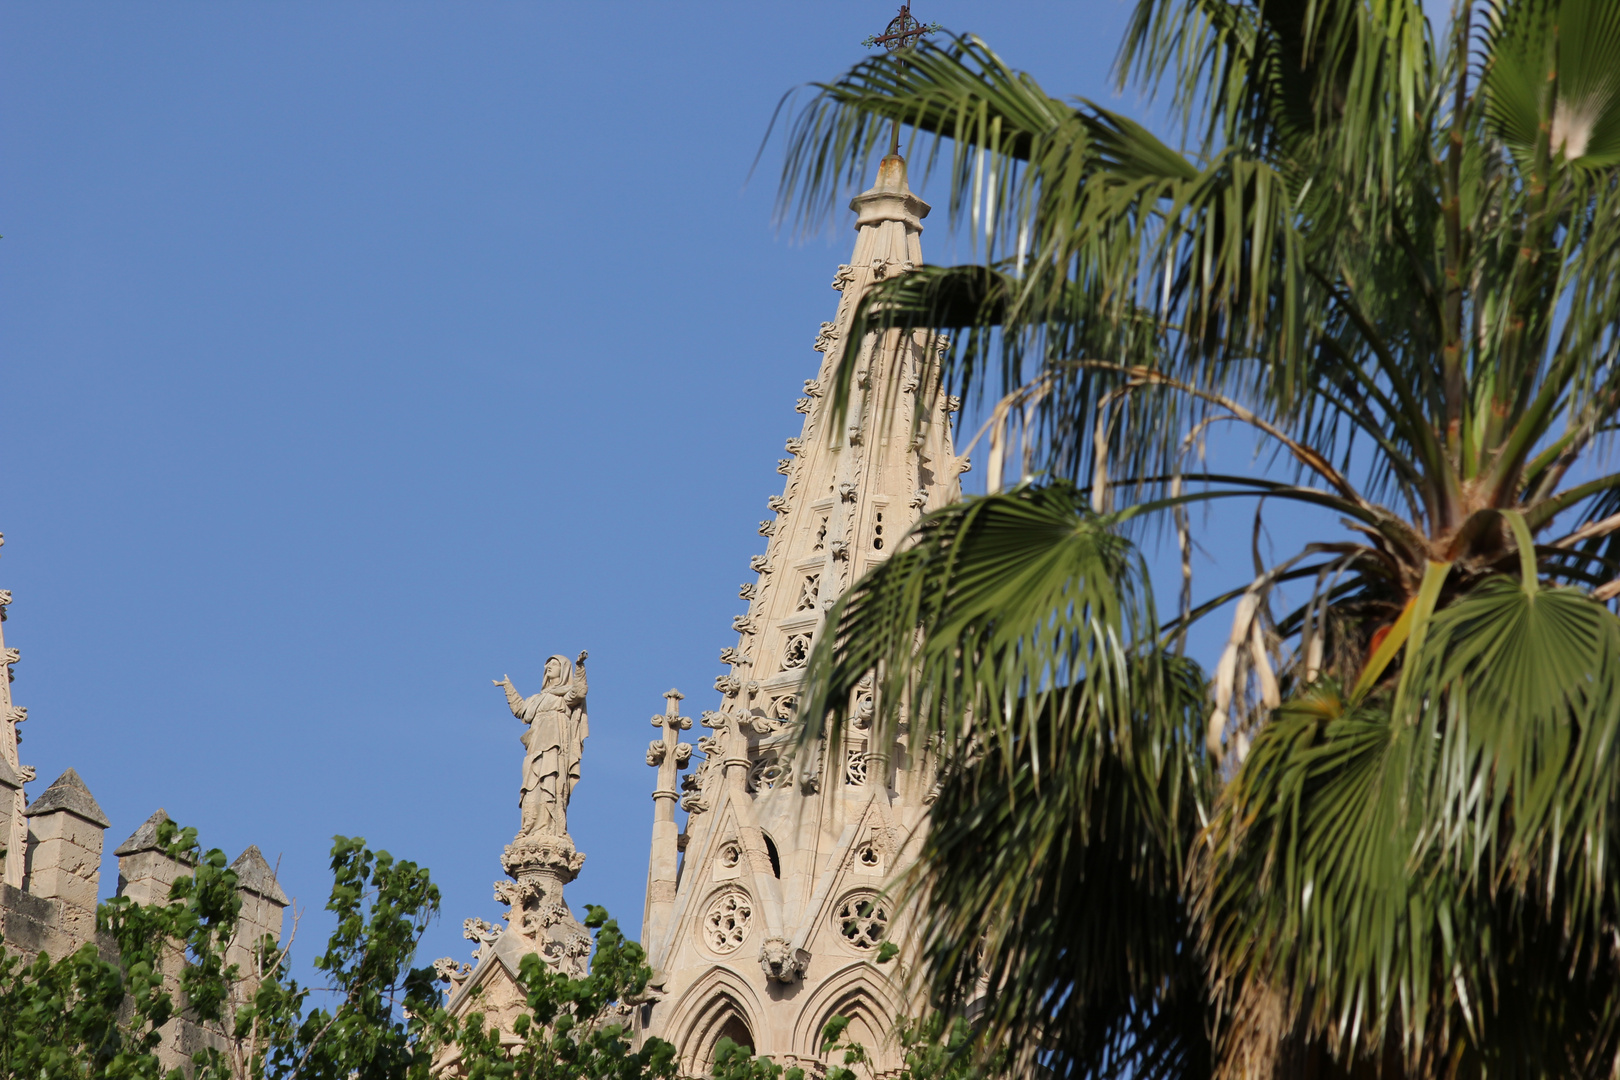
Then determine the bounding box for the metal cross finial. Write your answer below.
[862,5,944,156]
[862,3,942,53]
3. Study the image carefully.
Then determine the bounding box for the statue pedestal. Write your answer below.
[495,831,591,977]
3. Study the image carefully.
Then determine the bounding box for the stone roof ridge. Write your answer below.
[23,767,111,827]
[230,844,289,905]
[114,808,173,856]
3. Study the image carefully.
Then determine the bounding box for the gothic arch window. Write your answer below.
[712,1013,754,1060]
[668,969,765,1078]
[790,966,904,1072]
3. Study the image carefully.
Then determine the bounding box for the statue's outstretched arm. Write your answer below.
[494,675,526,717]
[569,652,588,703]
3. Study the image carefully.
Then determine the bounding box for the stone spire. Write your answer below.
[635,155,966,1072]
[698,151,964,778]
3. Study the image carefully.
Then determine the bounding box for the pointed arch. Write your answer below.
[791,962,907,1072]
[664,964,767,1074]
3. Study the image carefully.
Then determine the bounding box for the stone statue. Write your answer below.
[495,652,588,838]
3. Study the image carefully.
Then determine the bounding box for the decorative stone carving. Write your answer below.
[795,397,813,414]
[803,379,823,397]
[795,574,820,612]
[910,489,928,509]
[738,582,757,600]
[831,265,856,291]
[758,520,776,537]
[829,539,850,560]
[747,755,792,792]
[853,676,875,729]
[945,395,962,413]
[838,481,858,502]
[703,889,753,954]
[845,749,868,786]
[759,936,808,983]
[782,634,812,670]
[749,554,771,573]
[813,322,838,353]
[835,893,890,950]
[681,734,724,814]
[646,740,692,768]
[714,675,742,696]
[770,695,798,722]
[777,458,793,475]
[731,615,756,634]
[494,653,589,839]
[501,833,587,884]
[767,496,789,514]
[463,916,501,963]
[718,647,749,666]
[432,956,472,987]
[784,438,804,456]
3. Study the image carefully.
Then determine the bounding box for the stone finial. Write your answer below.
[115,808,190,907]
[230,845,288,955]
[114,808,173,857]
[24,768,110,828]
[230,845,288,905]
[23,769,109,931]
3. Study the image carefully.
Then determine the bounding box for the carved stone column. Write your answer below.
[498,831,591,977]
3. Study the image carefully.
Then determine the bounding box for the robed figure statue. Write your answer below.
[494,651,588,838]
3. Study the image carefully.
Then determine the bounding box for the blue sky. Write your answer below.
[1,1,1441,989]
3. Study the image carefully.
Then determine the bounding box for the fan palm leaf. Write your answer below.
[782,0,1620,1075]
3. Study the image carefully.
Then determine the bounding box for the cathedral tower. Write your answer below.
[636,153,965,1074]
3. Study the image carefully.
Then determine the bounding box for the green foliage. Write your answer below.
[420,906,678,1080]
[0,827,685,1080]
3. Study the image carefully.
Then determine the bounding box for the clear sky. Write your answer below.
[1,1,1437,988]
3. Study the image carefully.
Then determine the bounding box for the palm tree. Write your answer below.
[783,1,1620,1076]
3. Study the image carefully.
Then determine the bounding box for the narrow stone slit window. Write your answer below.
[763,833,781,879]
[872,511,884,550]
